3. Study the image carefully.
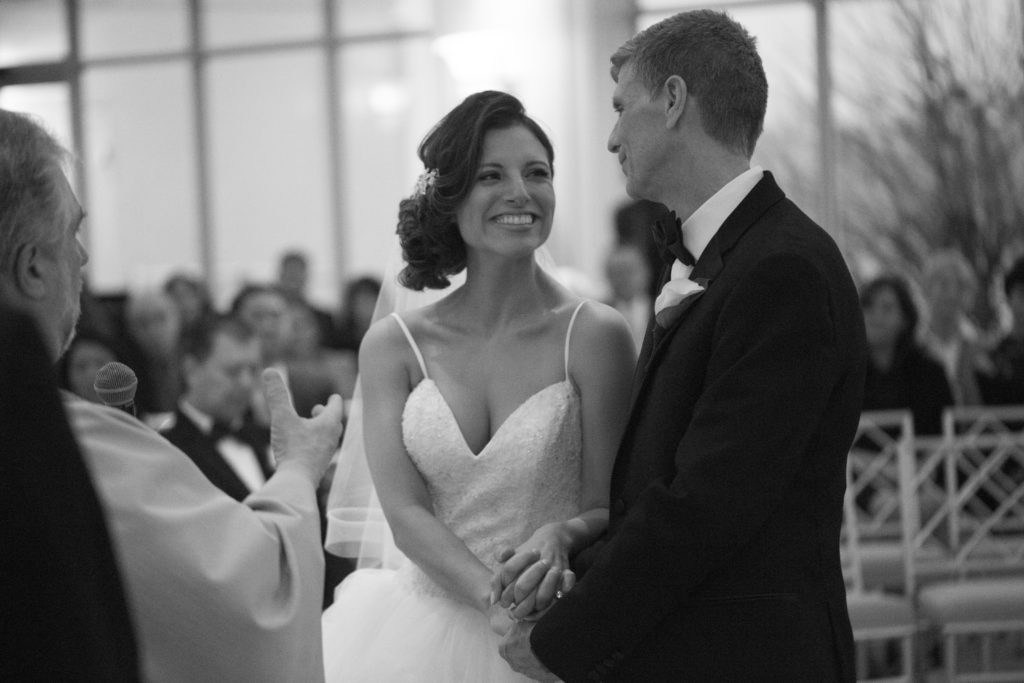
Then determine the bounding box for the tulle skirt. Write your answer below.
[321,568,539,683]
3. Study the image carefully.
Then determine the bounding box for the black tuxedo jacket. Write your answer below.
[1,306,140,681]
[532,173,865,682]
[160,409,272,502]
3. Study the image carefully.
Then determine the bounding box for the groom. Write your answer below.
[499,9,864,682]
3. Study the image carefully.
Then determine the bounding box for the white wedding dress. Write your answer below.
[321,304,585,682]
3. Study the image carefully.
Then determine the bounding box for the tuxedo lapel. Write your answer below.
[163,410,252,501]
[626,173,787,419]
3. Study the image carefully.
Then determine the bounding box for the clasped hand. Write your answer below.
[490,523,576,622]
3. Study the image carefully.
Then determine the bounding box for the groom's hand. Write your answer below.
[499,621,559,682]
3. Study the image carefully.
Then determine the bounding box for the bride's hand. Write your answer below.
[507,567,575,620]
[492,523,571,609]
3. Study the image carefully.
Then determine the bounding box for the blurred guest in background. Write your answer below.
[861,275,953,435]
[123,288,182,422]
[231,283,290,368]
[603,242,653,349]
[164,271,216,346]
[77,275,119,340]
[284,298,353,418]
[278,249,336,347]
[57,329,123,404]
[160,315,274,502]
[920,249,991,406]
[613,199,668,299]
[282,297,357,607]
[333,275,381,353]
[979,255,1024,405]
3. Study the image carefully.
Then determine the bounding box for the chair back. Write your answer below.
[898,406,1024,590]
[942,405,1024,575]
[849,410,915,541]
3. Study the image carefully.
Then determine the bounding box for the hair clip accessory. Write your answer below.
[413,168,438,197]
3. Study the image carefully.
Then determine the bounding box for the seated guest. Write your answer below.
[920,249,990,405]
[285,298,356,414]
[123,287,183,423]
[230,283,291,426]
[1,107,341,682]
[164,271,216,346]
[603,242,653,350]
[979,256,1024,405]
[861,275,953,435]
[333,275,380,353]
[230,283,292,368]
[57,328,124,403]
[160,315,273,502]
[278,249,336,348]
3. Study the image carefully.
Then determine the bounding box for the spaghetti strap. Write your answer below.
[390,312,429,380]
[563,301,587,381]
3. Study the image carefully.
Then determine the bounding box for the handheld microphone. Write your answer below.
[93,362,139,417]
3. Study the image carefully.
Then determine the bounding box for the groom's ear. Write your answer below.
[663,75,687,129]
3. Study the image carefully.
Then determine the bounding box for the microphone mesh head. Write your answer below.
[93,361,139,406]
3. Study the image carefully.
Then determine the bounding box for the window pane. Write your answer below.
[0,0,67,67]
[206,50,333,306]
[0,83,72,150]
[335,0,432,36]
[80,0,188,60]
[82,62,200,294]
[0,83,78,221]
[204,0,320,49]
[338,39,441,280]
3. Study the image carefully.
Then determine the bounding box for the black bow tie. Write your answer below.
[651,212,696,266]
[210,420,243,442]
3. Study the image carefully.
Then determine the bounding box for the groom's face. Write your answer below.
[608,63,667,201]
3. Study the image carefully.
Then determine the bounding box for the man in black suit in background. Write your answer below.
[161,315,273,501]
[499,10,865,681]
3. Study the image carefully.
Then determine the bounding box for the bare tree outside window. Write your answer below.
[831,0,1023,333]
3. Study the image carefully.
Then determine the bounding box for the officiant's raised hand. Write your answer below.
[263,367,344,485]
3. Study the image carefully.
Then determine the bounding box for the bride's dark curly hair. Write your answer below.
[397,91,555,290]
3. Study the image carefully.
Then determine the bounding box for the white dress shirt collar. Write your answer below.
[179,399,216,434]
[681,165,764,261]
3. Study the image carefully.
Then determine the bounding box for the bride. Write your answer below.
[320,90,635,682]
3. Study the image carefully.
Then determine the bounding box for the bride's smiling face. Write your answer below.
[456,124,555,259]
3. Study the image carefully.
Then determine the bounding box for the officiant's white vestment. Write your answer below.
[66,394,325,683]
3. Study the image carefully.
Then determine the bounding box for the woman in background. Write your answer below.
[58,330,123,404]
[861,274,953,435]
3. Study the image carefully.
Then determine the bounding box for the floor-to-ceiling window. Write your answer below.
[3,0,1020,322]
[0,0,634,307]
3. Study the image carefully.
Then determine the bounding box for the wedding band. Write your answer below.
[555,590,564,600]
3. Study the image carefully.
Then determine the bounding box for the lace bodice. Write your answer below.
[391,306,585,599]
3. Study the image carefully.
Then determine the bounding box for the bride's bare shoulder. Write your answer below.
[567,299,636,358]
[359,314,419,366]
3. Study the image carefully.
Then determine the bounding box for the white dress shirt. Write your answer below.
[655,166,764,316]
